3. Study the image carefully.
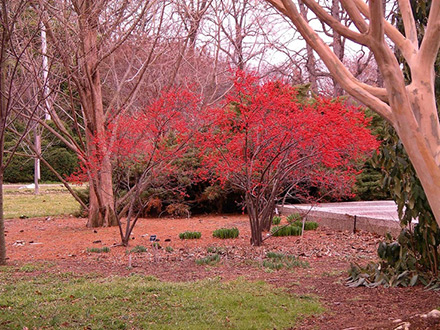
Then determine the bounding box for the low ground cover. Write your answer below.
[3,213,440,328]
[3,186,82,219]
[0,270,321,329]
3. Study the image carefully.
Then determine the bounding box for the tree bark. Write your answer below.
[77,0,117,227]
[0,170,5,265]
[266,0,440,229]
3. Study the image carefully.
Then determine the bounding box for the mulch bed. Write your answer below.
[4,214,440,329]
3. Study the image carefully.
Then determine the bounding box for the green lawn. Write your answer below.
[3,186,82,219]
[0,269,322,329]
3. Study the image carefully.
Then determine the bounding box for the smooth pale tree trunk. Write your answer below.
[266,0,440,230]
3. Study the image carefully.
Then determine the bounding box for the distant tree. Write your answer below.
[0,0,47,264]
[199,71,378,246]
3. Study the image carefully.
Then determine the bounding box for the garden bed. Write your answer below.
[3,214,440,329]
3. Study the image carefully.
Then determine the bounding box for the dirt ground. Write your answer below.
[4,214,440,329]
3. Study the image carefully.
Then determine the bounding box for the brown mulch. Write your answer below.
[4,214,440,329]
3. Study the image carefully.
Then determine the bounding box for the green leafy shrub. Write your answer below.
[179,231,202,239]
[347,232,422,288]
[271,225,302,237]
[195,254,220,265]
[286,213,302,224]
[272,216,281,225]
[212,227,239,239]
[86,247,110,253]
[165,246,174,253]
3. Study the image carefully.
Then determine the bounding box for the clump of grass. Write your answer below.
[179,231,202,239]
[286,213,302,224]
[271,225,302,237]
[86,247,110,253]
[206,246,224,254]
[263,252,309,270]
[165,246,174,253]
[195,254,220,266]
[292,220,319,230]
[129,245,147,253]
[272,216,281,225]
[212,227,239,239]
[152,242,161,249]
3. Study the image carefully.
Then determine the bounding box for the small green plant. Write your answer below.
[165,246,174,253]
[129,245,147,253]
[212,227,239,239]
[86,247,110,253]
[292,220,319,230]
[271,225,302,237]
[286,213,302,224]
[152,242,161,249]
[263,252,309,270]
[206,246,225,254]
[195,254,220,266]
[179,231,202,239]
[272,216,281,225]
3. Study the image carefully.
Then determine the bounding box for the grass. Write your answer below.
[86,247,110,253]
[263,252,309,270]
[179,231,202,239]
[0,272,322,329]
[3,186,83,219]
[195,253,221,266]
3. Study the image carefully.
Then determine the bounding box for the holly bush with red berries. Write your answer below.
[198,71,379,245]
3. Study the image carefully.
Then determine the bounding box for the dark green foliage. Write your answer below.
[3,156,34,183]
[40,148,78,182]
[179,231,202,240]
[263,252,309,270]
[195,253,220,265]
[354,110,391,201]
[86,247,110,253]
[4,121,79,183]
[272,216,281,225]
[271,225,302,237]
[212,227,239,239]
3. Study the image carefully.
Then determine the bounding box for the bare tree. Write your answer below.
[35,0,169,227]
[0,0,48,264]
[266,0,440,226]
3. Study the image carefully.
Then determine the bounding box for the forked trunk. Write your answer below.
[246,194,263,246]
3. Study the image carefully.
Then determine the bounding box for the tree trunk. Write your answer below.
[77,1,117,227]
[246,194,263,246]
[0,170,5,265]
[264,0,440,230]
[331,0,344,97]
[299,2,318,94]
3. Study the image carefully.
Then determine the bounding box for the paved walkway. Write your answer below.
[281,200,402,236]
